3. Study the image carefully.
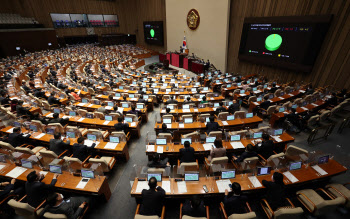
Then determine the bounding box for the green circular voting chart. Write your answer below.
[150,29,155,38]
[265,34,282,51]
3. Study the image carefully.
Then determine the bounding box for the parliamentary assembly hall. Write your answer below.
[0,0,349,218]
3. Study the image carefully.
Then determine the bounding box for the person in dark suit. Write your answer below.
[286,108,302,130]
[16,100,31,116]
[182,195,206,217]
[166,96,178,105]
[164,107,172,115]
[49,133,70,156]
[72,137,96,161]
[179,141,195,163]
[127,105,141,116]
[48,92,60,105]
[34,88,46,99]
[114,117,129,133]
[25,170,58,207]
[0,179,19,200]
[184,96,194,104]
[147,154,169,168]
[223,182,248,216]
[206,116,219,134]
[138,95,147,104]
[45,192,89,219]
[48,113,69,126]
[22,81,31,93]
[158,123,172,134]
[139,177,165,216]
[260,96,271,110]
[257,134,274,160]
[233,144,257,162]
[215,102,226,115]
[228,100,240,114]
[8,127,31,147]
[262,172,286,210]
[269,83,277,94]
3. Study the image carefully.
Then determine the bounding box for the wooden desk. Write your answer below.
[130,159,347,198]
[0,162,111,201]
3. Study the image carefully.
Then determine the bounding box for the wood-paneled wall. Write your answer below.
[227,0,350,90]
[1,0,166,52]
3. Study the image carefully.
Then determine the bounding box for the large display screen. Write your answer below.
[144,21,164,45]
[238,15,332,72]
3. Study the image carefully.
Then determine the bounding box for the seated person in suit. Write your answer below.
[207,139,226,162]
[138,95,146,104]
[233,144,257,162]
[206,116,219,134]
[139,177,165,217]
[114,117,129,133]
[72,137,96,161]
[127,105,141,116]
[223,182,248,216]
[8,127,31,147]
[269,83,277,93]
[25,170,58,207]
[286,108,302,130]
[182,195,206,217]
[257,134,274,160]
[215,102,226,115]
[45,192,90,219]
[148,154,169,168]
[260,96,271,110]
[34,88,46,99]
[164,107,171,115]
[48,92,60,105]
[262,172,286,210]
[113,105,123,116]
[49,132,70,156]
[97,103,108,114]
[48,113,69,126]
[31,112,48,125]
[200,96,208,104]
[179,141,195,163]
[166,96,178,105]
[159,123,171,134]
[16,100,31,116]
[184,96,194,104]
[228,100,240,114]
[22,81,32,93]
[0,179,23,200]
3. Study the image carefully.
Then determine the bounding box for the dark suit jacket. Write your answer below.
[72,143,96,161]
[148,158,168,168]
[257,140,274,159]
[0,183,14,200]
[179,147,196,163]
[49,139,70,156]
[8,133,31,147]
[114,122,129,133]
[260,101,270,110]
[25,179,57,207]
[206,122,219,134]
[223,194,248,215]
[228,103,240,114]
[269,87,277,93]
[47,197,86,219]
[48,96,59,105]
[216,106,226,114]
[182,199,206,217]
[166,99,179,105]
[140,187,165,216]
[262,180,286,210]
[236,151,258,163]
[48,118,69,126]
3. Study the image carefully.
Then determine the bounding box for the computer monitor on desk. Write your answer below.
[87,134,97,141]
[274,129,283,135]
[81,169,95,179]
[184,172,199,181]
[253,132,262,139]
[69,111,76,116]
[125,117,133,123]
[46,128,55,135]
[66,131,75,138]
[206,137,216,143]
[105,115,113,121]
[147,173,162,182]
[221,170,236,179]
[53,108,61,114]
[257,166,271,176]
[110,136,120,143]
[289,161,302,171]
[230,135,241,141]
[246,113,253,118]
[318,155,330,164]
[227,115,235,121]
[29,125,38,132]
[49,165,62,174]
[86,113,93,119]
[156,138,167,145]
[163,118,172,124]
[21,159,33,169]
[184,117,193,124]
[181,138,192,145]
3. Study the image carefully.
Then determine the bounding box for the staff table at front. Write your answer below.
[130,159,347,198]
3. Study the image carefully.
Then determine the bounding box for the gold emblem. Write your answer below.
[187,9,200,30]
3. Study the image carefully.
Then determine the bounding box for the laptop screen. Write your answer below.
[53,108,60,114]
[13,121,21,127]
[82,99,88,103]
[115,93,121,97]
[166,89,171,92]
[66,131,75,138]
[110,136,120,143]
[122,103,129,108]
[46,128,55,135]
[246,113,253,118]
[156,138,167,145]
[184,117,193,124]
[119,86,123,89]
[227,115,235,121]
[221,170,236,179]
[163,118,172,124]
[69,111,76,116]
[137,104,144,109]
[214,102,220,107]
[143,95,149,100]
[181,138,192,145]
[205,117,210,123]
[147,173,162,182]
[105,115,113,121]
[129,94,135,98]
[253,87,257,91]
[87,134,97,141]
[292,104,298,109]
[203,87,209,91]
[227,84,231,88]
[93,100,100,105]
[168,105,174,110]
[257,97,262,102]
[154,89,159,93]
[184,173,199,181]
[318,155,329,164]
[29,125,38,132]
[125,117,133,123]
[183,104,190,109]
[107,102,114,107]
[206,137,216,143]
[81,169,95,178]
[86,113,93,119]
[289,161,302,171]
[240,90,245,94]
[279,107,285,113]
[191,88,197,92]
[230,135,241,141]
[49,165,62,174]
[274,129,283,135]
[257,166,271,176]
[21,159,33,169]
[253,132,262,139]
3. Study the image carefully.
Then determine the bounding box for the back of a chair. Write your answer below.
[77,109,88,117]
[110,113,121,120]
[242,157,259,168]
[316,197,346,216]
[86,129,103,140]
[273,207,304,219]
[66,126,82,138]
[267,153,285,163]
[126,113,138,122]
[228,212,257,219]
[234,111,245,119]
[248,96,257,104]
[274,89,281,97]
[307,115,319,127]
[64,107,73,115]
[230,130,248,137]
[15,147,35,155]
[64,156,82,171]
[293,98,302,106]
[217,112,229,121]
[208,131,222,140]
[182,131,200,142]
[319,110,331,122]
[89,157,109,172]
[282,101,291,110]
[47,123,64,134]
[43,212,67,219]
[31,120,45,132]
[110,131,127,142]
[8,199,35,218]
[210,156,228,165]
[285,145,308,160]
[158,133,172,143]
[147,168,166,174]
[88,87,95,95]
[135,215,159,219]
[42,101,51,110]
[94,112,104,120]
[0,141,15,151]
[266,106,277,115]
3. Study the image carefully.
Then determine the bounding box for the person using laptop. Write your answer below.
[139,177,165,217]
[233,144,257,163]
[262,172,286,210]
[206,116,219,134]
[49,133,70,156]
[48,92,61,105]
[72,137,96,162]
[158,123,172,134]
[179,141,196,163]
[138,95,147,104]
[25,170,59,207]
[182,195,206,217]
[223,182,248,216]
[257,133,274,160]
[215,102,226,115]
[112,105,122,117]
[114,117,129,133]
[207,139,226,162]
[148,154,170,168]
[7,127,31,147]
[164,107,172,115]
